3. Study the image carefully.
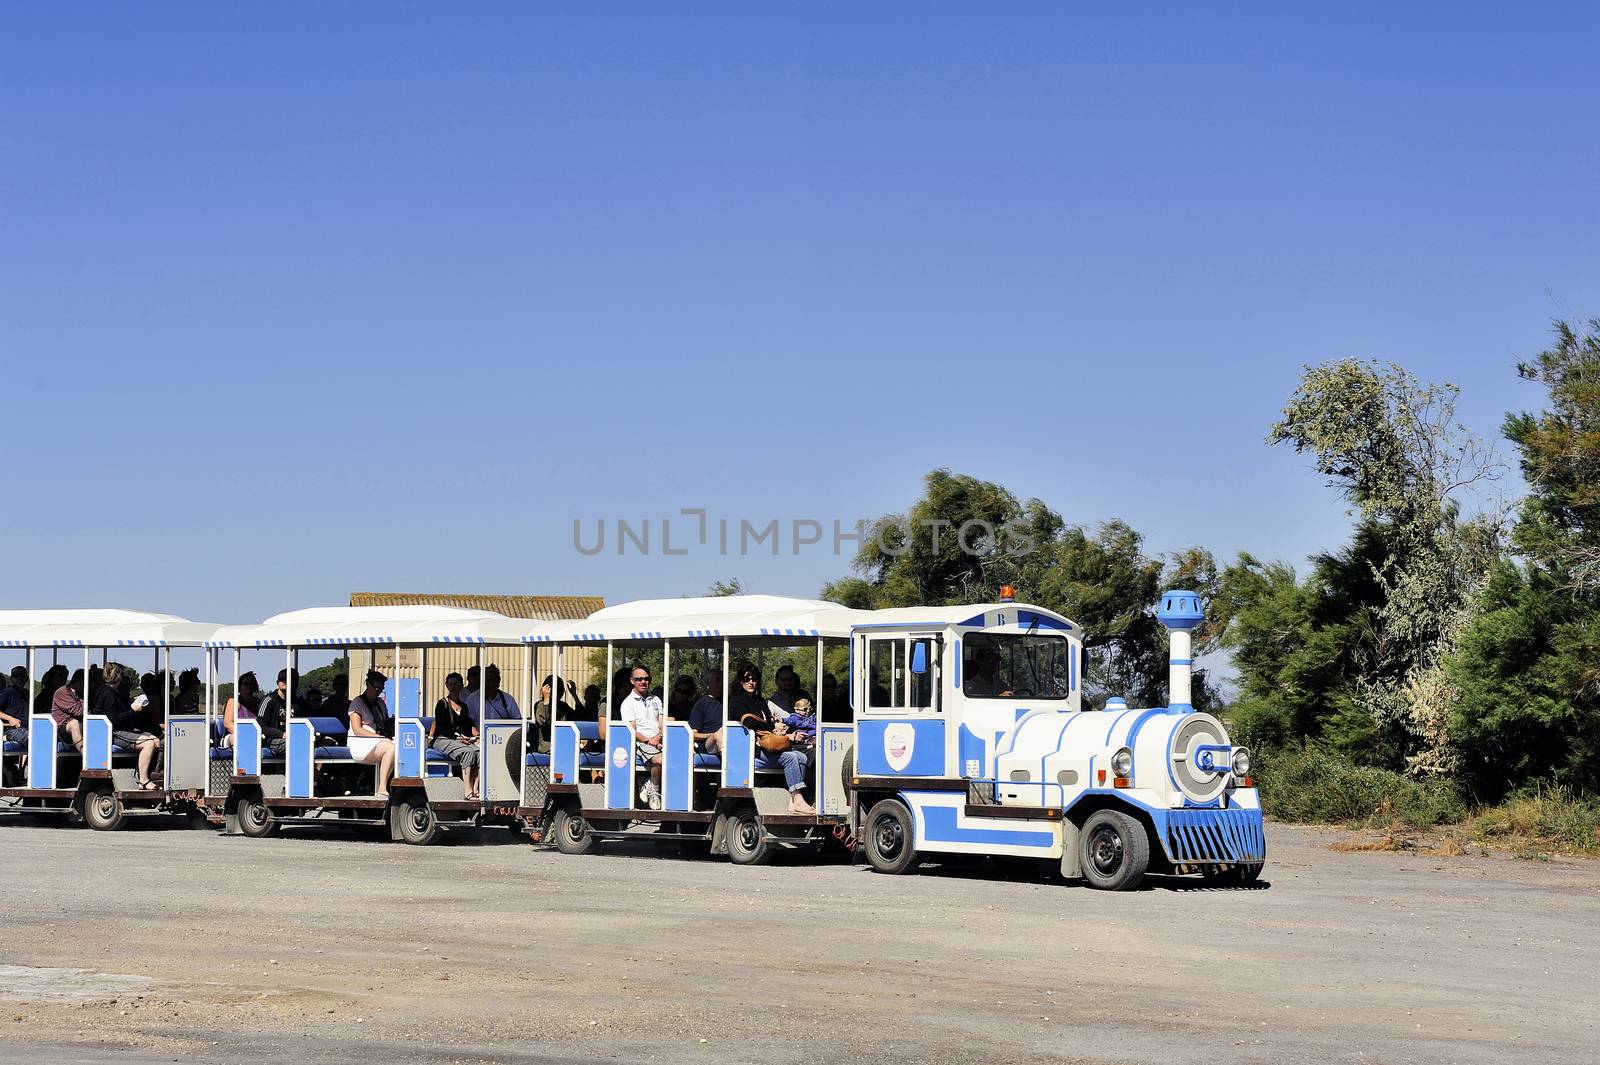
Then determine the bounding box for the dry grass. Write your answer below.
[1465,789,1600,858]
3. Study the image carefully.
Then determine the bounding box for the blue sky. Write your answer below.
[3,4,1597,624]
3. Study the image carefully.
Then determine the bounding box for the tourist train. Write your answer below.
[0,589,1264,890]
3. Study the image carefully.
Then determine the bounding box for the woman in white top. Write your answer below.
[347,669,396,798]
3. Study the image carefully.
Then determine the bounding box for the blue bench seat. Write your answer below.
[693,753,722,768]
[2,741,23,754]
[315,746,353,760]
[527,752,551,767]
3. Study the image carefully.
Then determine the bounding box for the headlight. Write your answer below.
[1232,746,1251,777]
[1111,747,1133,777]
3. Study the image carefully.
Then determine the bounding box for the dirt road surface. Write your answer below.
[0,819,1594,1064]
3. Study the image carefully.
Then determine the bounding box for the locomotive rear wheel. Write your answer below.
[864,799,920,875]
[1078,809,1149,890]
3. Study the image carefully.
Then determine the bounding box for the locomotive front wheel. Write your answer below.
[82,788,124,832]
[1204,862,1264,886]
[1078,809,1149,890]
[864,799,920,875]
[551,807,597,855]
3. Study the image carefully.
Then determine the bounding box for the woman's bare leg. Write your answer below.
[376,741,395,796]
[137,738,156,784]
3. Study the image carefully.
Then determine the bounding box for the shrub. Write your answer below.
[1470,788,1600,855]
[1254,744,1467,829]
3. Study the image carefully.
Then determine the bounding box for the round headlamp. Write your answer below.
[1110,747,1133,778]
[1232,746,1251,778]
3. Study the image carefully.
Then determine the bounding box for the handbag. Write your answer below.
[756,730,792,754]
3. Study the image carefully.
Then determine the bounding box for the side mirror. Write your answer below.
[910,641,928,675]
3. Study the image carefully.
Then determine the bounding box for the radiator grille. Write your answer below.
[1164,807,1266,864]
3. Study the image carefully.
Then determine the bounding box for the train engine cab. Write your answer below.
[851,589,1265,890]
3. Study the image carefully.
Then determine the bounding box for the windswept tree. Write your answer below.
[1263,358,1504,774]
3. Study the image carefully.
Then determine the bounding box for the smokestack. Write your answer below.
[1154,590,1205,712]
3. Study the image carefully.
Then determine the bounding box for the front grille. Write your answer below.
[1164,806,1266,864]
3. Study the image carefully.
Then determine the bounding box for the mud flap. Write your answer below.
[709,812,728,855]
[1059,819,1082,878]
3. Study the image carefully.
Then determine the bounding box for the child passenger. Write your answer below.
[780,697,817,747]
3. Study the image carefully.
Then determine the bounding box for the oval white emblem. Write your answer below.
[611,745,629,769]
[884,723,915,772]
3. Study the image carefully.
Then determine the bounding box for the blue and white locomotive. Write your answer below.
[845,588,1264,889]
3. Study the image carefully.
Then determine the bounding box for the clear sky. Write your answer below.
[3,4,1596,624]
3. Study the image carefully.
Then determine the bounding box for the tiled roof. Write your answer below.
[348,592,603,621]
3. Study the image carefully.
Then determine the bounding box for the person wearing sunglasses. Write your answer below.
[618,666,665,809]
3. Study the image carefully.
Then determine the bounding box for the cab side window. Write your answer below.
[867,639,902,708]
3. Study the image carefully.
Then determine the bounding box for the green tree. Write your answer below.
[1449,320,1600,800]
[822,469,1220,709]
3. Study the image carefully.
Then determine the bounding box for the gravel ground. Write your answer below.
[0,817,1595,1064]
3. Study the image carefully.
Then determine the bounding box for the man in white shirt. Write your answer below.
[618,665,664,809]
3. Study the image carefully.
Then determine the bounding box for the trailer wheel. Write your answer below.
[551,807,597,855]
[1078,809,1149,890]
[397,800,440,845]
[82,788,124,832]
[864,799,920,875]
[726,807,771,866]
[237,795,278,839]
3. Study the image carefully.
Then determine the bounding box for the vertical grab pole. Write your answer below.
[475,644,485,805]
[721,637,731,790]
[603,642,613,749]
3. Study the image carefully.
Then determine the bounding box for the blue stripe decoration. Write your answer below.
[287,720,315,799]
[916,802,1055,849]
[235,720,261,776]
[605,729,634,809]
[663,725,691,812]
[28,717,56,789]
[397,719,425,778]
[84,717,113,772]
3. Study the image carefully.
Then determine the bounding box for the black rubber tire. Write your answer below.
[726,807,771,866]
[237,795,278,839]
[864,799,920,875]
[82,788,124,832]
[840,745,855,804]
[397,800,440,845]
[551,807,597,855]
[1078,809,1150,890]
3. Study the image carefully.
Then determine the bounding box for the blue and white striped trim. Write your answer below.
[0,640,28,648]
[307,636,394,646]
[626,631,664,640]
[203,641,236,649]
[51,640,86,647]
[253,640,288,648]
[758,628,821,637]
[430,635,487,645]
[522,632,608,643]
[686,629,723,638]
[116,639,170,647]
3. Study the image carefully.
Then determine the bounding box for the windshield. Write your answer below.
[962,633,1071,699]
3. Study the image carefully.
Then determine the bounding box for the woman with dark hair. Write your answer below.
[532,674,573,756]
[105,663,162,789]
[428,671,478,800]
[173,669,202,715]
[221,671,261,748]
[50,668,86,753]
[731,662,816,815]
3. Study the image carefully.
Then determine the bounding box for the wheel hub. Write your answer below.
[1089,825,1123,874]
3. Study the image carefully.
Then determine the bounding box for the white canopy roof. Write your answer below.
[207,606,530,648]
[524,595,865,643]
[0,609,220,648]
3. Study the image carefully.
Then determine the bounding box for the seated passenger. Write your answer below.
[51,668,87,752]
[688,669,723,755]
[768,664,809,715]
[33,664,67,721]
[313,674,348,745]
[221,671,262,748]
[130,670,168,722]
[254,668,297,757]
[779,696,817,747]
[173,669,202,715]
[577,684,603,722]
[666,675,697,726]
[619,665,664,809]
[732,665,816,816]
[465,664,521,724]
[428,671,479,800]
[346,669,396,799]
[1,666,29,751]
[819,672,850,722]
[104,664,161,789]
[533,675,574,756]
